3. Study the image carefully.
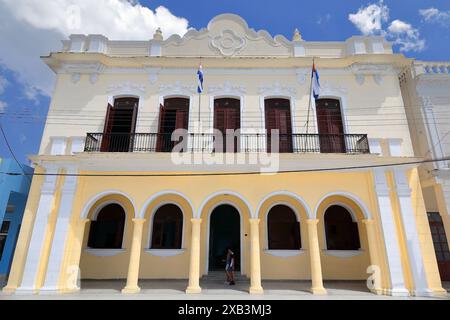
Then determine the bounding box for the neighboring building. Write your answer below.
[3,14,447,296]
[400,62,450,281]
[0,158,33,284]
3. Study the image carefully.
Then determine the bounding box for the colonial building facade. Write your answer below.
[400,61,450,281]
[3,14,447,296]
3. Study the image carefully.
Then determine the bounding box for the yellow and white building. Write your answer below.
[3,14,447,296]
[400,61,450,282]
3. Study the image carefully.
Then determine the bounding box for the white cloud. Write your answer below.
[0,101,7,113]
[349,1,425,52]
[419,8,450,26]
[0,0,190,98]
[317,14,331,25]
[348,0,389,35]
[0,75,8,95]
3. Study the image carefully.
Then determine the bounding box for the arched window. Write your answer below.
[324,205,361,250]
[268,205,301,250]
[88,203,126,249]
[151,204,183,249]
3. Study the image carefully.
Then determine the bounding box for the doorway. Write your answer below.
[316,98,346,153]
[208,205,241,272]
[214,98,240,153]
[427,212,450,281]
[101,97,138,152]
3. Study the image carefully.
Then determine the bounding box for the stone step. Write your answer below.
[201,271,249,282]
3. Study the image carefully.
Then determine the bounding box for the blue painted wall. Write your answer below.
[0,158,33,280]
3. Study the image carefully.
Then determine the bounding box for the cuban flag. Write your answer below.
[197,64,204,94]
[312,63,320,99]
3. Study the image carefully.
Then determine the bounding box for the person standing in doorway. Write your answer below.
[225,247,236,285]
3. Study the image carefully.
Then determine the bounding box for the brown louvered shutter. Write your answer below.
[101,103,115,152]
[156,103,166,152]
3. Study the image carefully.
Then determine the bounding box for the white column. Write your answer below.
[393,169,432,296]
[17,166,58,293]
[422,101,447,169]
[372,169,409,296]
[41,167,78,292]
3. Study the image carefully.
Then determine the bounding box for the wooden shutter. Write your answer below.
[101,103,115,152]
[156,104,166,152]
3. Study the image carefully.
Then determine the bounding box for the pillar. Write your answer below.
[16,166,58,293]
[61,218,89,293]
[186,218,202,294]
[122,218,146,294]
[249,219,263,294]
[372,169,409,296]
[393,169,432,296]
[362,219,382,294]
[306,219,327,295]
[41,167,78,292]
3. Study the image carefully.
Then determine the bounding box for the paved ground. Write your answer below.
[1,280,449,300]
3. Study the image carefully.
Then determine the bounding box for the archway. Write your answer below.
[208,204,241,271]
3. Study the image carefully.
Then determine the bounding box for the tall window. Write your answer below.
[157,98,190,152]
[265,99,293,153]
[267,205,301,250]
[88,204,126,249]
[151,204,183,249]
[324,205,360,250]
[101,97,139,152]
[316,99,346,153]
[214,98,240,153]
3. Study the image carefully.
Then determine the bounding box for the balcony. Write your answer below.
[84,133,370,154]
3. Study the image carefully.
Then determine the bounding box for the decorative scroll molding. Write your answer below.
[295,68,308,85]
[258,81,296,97]
[208,81,246,96]
[107,81,146,94]
[89,73,99,84]
[159,81,196,96]
[210,30,246,56]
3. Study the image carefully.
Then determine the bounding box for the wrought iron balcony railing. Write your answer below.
[84,133,370,154]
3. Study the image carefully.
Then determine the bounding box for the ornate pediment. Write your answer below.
[162,14,292,57]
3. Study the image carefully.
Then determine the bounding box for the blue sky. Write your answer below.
[0,0,449,165]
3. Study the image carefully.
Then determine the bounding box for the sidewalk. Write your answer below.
[1,280,449,300]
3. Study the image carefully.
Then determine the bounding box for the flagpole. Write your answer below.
[306,57,315,135]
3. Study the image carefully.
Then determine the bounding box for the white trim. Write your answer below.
[264,202,303,250]
[197,190,253,219]
[147,201,186,250]
[205,202,244,276]
[87,200,128,250]
[144,249,186,257]
[264,250,305,257]
[313,95,349,136]
[209,95,245,133]
[80,190,137,219]
[317,199,364,250]
[106,94,145,133]
[255,190,312,219]
[322,250,364,258]
[84,249,126,257]
[313,191,372,220]
[138,190,195,219]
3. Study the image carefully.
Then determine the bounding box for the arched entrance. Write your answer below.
[208,204,241,271]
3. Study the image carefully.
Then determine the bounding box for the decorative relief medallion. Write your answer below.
[210,30,246,56]
[71,73,81,84]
